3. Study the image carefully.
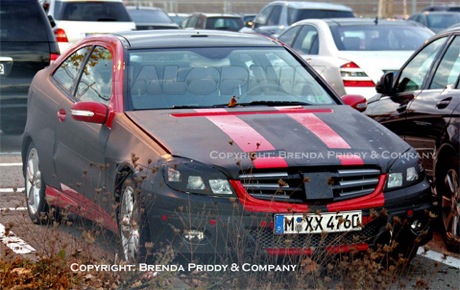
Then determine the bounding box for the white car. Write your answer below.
[277,18,434,98]
[43,0,136,52]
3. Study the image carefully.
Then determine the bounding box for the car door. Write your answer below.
[404,35,460,176]
[53,45,113,213]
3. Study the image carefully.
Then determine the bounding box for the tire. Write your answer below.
[24,143,50,224]
[436,157,460,252]
[117,174,150,262]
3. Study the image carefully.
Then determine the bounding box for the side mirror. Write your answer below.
[71,102,108,124]
[341,94,367,112]
[376,72,395,95]
[47,15,56,28]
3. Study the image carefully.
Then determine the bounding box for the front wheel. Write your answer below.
[24,143,50,224]
[117,174,150,262]
[437,157,460,252]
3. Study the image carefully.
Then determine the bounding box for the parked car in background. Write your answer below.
[127,6,179,30]
[409,11,460,33]
[23,29,433,264]
[421,4,460,12]
[181,13,244,31]
[277,18,434,98]
[168,12,189,26]
[42,0,135,52]
[241,1,355,37]
[365,26,460,252]
[0,0,60,135]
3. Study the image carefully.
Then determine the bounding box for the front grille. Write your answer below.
[249,216,384,250]
[239,167,381,203]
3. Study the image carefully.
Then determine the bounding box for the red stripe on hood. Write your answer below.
[198,109,288,168]
[287,113,351,149]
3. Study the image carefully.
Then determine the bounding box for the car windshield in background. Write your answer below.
[52,1,132,21]
[205,17,244,31]
[127,46,334,110]
[128,9,175,24]
[330,24,434,51]
[289,9,354,24]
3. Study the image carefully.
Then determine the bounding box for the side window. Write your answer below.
[293,25,319,55]
[430,36,460,89]
[76,46,112,104]
[278,26,302,47]
[396,37,447,93]
[254,6,273,26]
[267,5,282,26]
[53,47,91,95]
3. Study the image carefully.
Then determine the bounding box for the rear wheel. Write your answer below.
[437,157,460,252]
[24,143,50,224]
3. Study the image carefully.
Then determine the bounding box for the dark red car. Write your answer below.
[365,26,460,252]
[22,30,433,263]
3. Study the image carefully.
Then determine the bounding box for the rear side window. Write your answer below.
[0,1,49,41]
[53,1,132,21]
[53,47,91,95]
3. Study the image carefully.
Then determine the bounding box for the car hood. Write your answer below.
[126,106,411,178]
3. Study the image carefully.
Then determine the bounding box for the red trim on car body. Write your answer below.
[230,174,387,213]
[46,185,118,233]
[265,243,369,256]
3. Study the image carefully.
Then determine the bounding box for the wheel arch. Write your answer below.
[434,142,459,186]
[114,162,136,203]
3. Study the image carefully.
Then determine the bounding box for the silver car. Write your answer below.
[277,18,434,98]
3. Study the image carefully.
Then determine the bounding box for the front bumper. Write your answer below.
[142,176,433,258]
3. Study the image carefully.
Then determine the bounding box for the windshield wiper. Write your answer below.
[222,100,312,107]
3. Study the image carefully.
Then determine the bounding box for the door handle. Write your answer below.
[57,108,66,122]
[436,97,452,109]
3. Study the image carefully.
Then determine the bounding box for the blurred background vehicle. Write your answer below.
[42,0,135,52]
[127,6,179,30]
[277,18,434,98]
[168,12,189,26]
[364,26,460,252]
[421,4,460,12]
[181,12,244,31]
[241,1,355,37]
[0,0,60,135]
[409,11,460,33]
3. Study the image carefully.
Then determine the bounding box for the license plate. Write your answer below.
[274,211,362,234]
[0,64,4,75]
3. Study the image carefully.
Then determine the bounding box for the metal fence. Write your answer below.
[125,0,459,18]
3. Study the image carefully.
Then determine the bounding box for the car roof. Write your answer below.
[112,30,280,49]
[266,1,353,11]
[126,6,163,10]
[191,12,242,18]
[292,17,426,27]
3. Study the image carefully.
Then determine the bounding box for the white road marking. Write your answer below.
[0,187,25,193]
[0,163,22,166]
[1,207,27,211]
[0,222,36,254]
[417,247,460,269]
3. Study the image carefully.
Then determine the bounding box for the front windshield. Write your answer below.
[127,46,335,110]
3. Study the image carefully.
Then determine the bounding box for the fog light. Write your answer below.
[184,230,205,241]
[411,220,422,231]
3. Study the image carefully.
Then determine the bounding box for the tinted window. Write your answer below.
[54,1,132,21]
[76,46,112,104]
[292,26,319,55]
[128,9,174,24]
[267,5,282,25]
[254,6,274,26]
[0,2,48,41]
[396,37,447,92]
[330,24,433,51]
[53,47,91,95]
[430,36,460,89]
[205,17,243,31]
[290,9,354,24]
[278,26,302,46]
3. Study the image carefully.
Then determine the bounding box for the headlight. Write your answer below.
[386,149,424,190]
[162,158,233,195]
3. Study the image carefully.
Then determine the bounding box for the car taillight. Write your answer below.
[54,28,68,43]
[340,62,375,87]
[50,53,60,64]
